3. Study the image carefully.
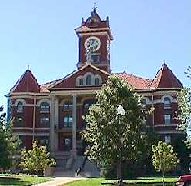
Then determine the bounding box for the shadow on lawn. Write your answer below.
[0,177,31,186]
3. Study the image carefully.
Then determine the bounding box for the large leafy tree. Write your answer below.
[177,66,191,147]
[152,141,179,186]
[0,106,20,170]
[20,141,56,175]
[82,75,146,178]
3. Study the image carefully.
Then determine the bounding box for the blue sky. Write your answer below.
[0,0,191,109]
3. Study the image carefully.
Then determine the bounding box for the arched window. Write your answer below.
[17,101,24,113]
[86,75,91,85]
[164,97,171,109]
[95,77,100,86]
[76,76,84,86]
[79,78,83,86]
[40,102,50,113]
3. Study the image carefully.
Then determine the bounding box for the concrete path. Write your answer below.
[35,177,87,186]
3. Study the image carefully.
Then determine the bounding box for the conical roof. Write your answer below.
[10,70,40,93]
[151,63,183,89]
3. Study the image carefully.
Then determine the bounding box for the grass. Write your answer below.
[0,174,51,185]
[64,177,178,186]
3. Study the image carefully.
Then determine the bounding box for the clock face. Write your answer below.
[85,36,101,52]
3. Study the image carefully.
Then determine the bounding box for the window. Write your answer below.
[15,116,24,127]
[40,102,50,113]
[95,78,100,86]
[63,138,72,151]
[164,97,171,109]
[64,116,72,127]
[90,53,100,63]
[165,135,171,144]
[79,78,83,86]
[64,102,72,110]
[86,75,91,85]
[141,98,147,108]
[19,135,25,148]
[40,116,50,126]
[164,114,171,124]
[17,101,24,113]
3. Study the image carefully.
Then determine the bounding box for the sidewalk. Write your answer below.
[35,177,87,186]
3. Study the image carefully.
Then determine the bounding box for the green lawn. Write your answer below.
[64,177,178,186]
[0,174,50,185]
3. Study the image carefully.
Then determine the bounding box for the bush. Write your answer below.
[20,141,56,175]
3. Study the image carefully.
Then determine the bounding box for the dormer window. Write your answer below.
[95,78,100,85]
[76,73,102,86]
[164,97,171,109]
[17,101,24,113]
[40,102,50,113]
[86,75,91,85]
[79,78,83,86]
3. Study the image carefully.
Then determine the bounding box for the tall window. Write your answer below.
[64,115,72,127]
[164,97,171,109]
[165,135,171,144]
[86,75,91,85]
[164,114,171,124]
[79,78,83,86]
[64,101,72,110]
[95,78,100,86]
[40,116,50,126]
[141,98,147,108]
[17,101,24,113]
[63,138,72,151]
[40,102,50,112]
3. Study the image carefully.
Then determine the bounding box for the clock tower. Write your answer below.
[75,8,113,73]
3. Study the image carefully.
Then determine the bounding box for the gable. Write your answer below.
[50,65,109,90]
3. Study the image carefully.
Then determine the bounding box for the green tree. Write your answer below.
[82,75,146,179]
[20,141,56,175]
[177,66,191,147]
[0,106,20,171]
[152,141,179,186]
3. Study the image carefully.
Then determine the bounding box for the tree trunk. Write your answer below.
[162,171,165,186]
[117,160,121,180]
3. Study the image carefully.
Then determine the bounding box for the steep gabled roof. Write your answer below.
[10,70,40,93]
[50,64,109,90]
[151,63,183,89]
[116,73,152,90]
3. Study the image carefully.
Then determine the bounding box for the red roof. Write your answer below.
[116,64,183,90]
[10,63,182,94]
[151,63,183,89]
[10,70,40,93]
[117,73,152,90]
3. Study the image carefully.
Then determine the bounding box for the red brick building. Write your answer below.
[7,8,183,162]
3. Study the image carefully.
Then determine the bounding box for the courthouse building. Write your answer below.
[7,8,183,161]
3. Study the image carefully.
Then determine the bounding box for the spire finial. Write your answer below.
[27,64,30,71]
[93,2,97,12]
[162,60,168,69]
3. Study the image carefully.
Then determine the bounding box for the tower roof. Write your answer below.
[75,8,113,40]
[10,70,40,93]
[150,63,183,89]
